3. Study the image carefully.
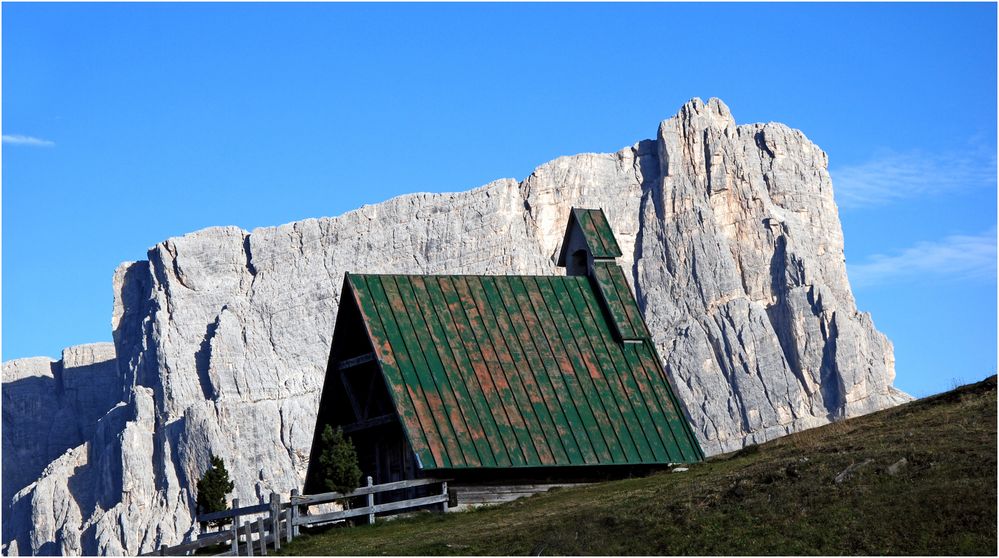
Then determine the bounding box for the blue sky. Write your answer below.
[3,3,995,398]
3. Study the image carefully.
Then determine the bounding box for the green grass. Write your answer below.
[278,376,997,555]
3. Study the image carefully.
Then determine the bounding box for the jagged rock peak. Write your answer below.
[680,96,735,125]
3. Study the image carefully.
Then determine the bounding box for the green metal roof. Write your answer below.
[557,208,623,265]
[592,261,648,341]
[345,271,703,471]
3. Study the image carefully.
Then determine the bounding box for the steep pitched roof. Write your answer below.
[344,270,703,470]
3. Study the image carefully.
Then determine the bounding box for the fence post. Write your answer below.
[230,498,240,556]
[284,506,293,544]
[366,476,375,525]
[269,493,281,551]
[441,481,449,513]
[243,521,254,557]
[257,517,267,556]
[290,489,300,537]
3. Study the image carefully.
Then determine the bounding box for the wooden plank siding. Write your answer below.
[343,265,703,470]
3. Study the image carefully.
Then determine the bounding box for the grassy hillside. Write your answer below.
[278,376,997,555]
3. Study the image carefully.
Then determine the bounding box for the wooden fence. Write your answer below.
[146,477,448,556]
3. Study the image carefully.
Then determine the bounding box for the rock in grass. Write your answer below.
[887,458,909,476]
[834,459,874,484]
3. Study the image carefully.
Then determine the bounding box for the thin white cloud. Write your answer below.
[849,227,997,288]
[2,134,55,147]
[831,146,996,208]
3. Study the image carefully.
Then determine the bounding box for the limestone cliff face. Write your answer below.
[2,344,122,529]
[2,98,908,555]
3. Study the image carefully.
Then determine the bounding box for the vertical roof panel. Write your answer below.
[491,277,585,465]
[507,275,601,463]
[436,276,525,466]
[523,276,614,463]
[535,276,629,464]
[550,277,649,463]
[566,278,667,462]
[587,209,623,257]
[606,263,649,336]
[379,275,465,467]
[632,342,705,461]
[366,275,455,469]
[618,341,682,462]
[392,276,482,467]
[449,277,540,466]
[414,276,506,467]
[468,276,558,465]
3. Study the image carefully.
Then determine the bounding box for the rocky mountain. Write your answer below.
[2,98,909,555]
[2,344,122,525]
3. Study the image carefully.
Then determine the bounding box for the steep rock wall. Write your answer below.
[2,344,122,519]
[2,98,907,555]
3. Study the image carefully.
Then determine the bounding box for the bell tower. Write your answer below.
[556,208,648,342]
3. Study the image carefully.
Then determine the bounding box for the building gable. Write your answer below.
[306,207,703,491]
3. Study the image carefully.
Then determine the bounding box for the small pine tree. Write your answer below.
[196,454,235,528]
[318,425,363,495]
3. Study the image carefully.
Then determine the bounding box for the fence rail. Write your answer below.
[297,492,449,526]
[289,477,443,506]
[198,503,270,524]
[146,477,448,556]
